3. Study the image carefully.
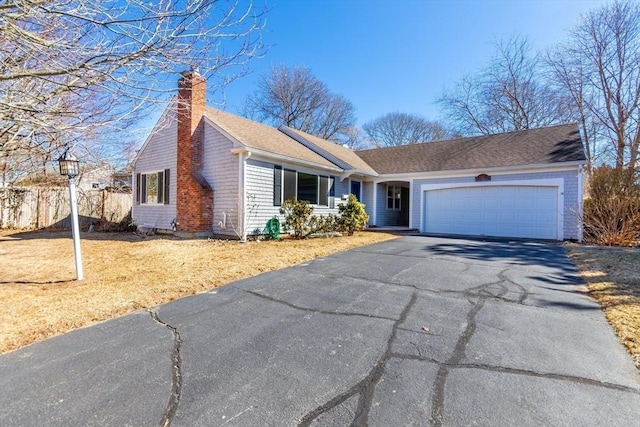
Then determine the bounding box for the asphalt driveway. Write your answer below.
[1,236,639,426]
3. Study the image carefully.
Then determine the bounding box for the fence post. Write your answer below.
[36,188,41,229]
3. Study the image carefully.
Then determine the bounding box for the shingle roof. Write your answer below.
[355,123,586,174]
[203,108,337,169]
[279,126,378,176]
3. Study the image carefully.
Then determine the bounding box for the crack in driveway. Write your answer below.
[243,289,397,321]
[300,265,537,308]
[297,292,418,426]
[149,310,183,427]
[429,296,486,427]
[455,364,640,394]
[386,353,640,395]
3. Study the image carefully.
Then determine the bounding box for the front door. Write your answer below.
[350,180,361,200]
[400,187,410,226]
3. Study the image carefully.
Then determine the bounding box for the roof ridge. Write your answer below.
[356,123,579,154]
[355,123,585,174]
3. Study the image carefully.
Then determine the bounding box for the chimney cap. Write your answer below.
[181,66,200,78]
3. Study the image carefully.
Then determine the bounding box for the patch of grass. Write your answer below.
[566,243,640,368]
[0,230,397,354]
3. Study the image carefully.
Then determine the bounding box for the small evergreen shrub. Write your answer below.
[310,213,339,234]
[338,194,369,235]
[279,195,369,239]
[279,199,315,239]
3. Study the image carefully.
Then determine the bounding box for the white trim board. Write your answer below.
[365,163,583,182]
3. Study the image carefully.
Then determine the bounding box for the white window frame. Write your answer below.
[274,166,334,207]
[387,184,401,211]
[136,169,169,205]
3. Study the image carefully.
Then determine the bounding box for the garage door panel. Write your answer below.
[424,186,558,240]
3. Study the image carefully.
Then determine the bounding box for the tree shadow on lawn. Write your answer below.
[0,228,181,243]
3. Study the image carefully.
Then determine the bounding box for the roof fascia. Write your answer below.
[278,126,354,170]
[369,161,585,181]
[231,147,344,173]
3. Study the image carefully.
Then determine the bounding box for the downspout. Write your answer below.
[237,151,245,241]
[577,164,584,242]
[240,151,251,242]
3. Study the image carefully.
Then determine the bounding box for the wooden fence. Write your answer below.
[0,187,132,229]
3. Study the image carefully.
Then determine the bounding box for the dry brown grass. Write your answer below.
[566,243,640,368]
[0,229,397,354]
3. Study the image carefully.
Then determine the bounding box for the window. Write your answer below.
[136,169,170,205]
[297,172,318,204]
[319,176,329,206]
[283,169,296,202]
[387,185,401,210]
[273,166,334,207]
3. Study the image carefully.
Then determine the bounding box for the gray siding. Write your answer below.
[374,183,404,227]
[361,181,374,224]
[203,126,240,238]
[412,169,581,240]
[132,110,177,230]
[245,159,279,235]
[334,179,349,200]
[245,158,344,235]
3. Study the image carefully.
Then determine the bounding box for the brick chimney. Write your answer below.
[176,70,213,233]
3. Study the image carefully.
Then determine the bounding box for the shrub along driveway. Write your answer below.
[1,236,639,426]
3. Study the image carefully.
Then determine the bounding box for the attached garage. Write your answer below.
[421,181,563,240]
[356,124,585,241]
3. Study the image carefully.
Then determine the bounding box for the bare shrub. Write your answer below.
[583,166,640,246]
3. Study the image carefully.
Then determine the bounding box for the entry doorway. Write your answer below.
[350,180,361,200]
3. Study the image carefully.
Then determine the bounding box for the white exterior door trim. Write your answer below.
[419,178,564,240]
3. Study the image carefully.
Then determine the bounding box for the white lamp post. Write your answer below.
[58,151,83,281]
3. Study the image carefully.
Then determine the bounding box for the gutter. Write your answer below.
[369,161,587,181]
[230,147,344,173]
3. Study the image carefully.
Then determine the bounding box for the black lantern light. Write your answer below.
[58,150,80,178]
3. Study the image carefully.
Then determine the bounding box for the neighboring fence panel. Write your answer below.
[0,187,132,229]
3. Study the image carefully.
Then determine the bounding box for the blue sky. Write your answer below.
[210,0,609,127]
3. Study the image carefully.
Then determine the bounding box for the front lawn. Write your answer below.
[566,243,640,368]
[0,230,396,354]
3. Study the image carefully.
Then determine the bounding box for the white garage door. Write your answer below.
[423,186,559,240]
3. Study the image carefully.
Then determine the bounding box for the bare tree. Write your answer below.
[335,126,371,150]
[363,112,455,147]
[0,0,265,185]
[548,1,640,171]
[241,65,356,141]
[546,53,603,171]
[439,36,568,136]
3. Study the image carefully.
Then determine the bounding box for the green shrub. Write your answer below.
[310,213,339,234]
[279,195,369,239]
[583,166,640,246]
[279,199,315,239]
[338,194,369,235]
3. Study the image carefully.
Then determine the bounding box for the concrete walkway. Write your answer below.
[1,236,639,426]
